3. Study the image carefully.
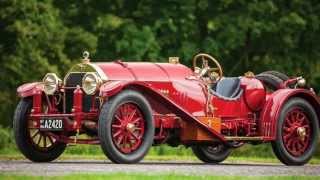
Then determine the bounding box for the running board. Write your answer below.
[224,136,264,141]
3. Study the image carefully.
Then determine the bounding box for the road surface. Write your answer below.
[0,160,319,176]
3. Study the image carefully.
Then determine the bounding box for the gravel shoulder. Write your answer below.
[0,160,319,176]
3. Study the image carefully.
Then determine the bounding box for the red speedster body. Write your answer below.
[15,53,320,165]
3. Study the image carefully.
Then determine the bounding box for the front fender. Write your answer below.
[99,81,151,97]
[99,80,226,142]
[261,88,320,140]
[17,82,43,97]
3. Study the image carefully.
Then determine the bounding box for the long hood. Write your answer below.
[66,61,193,83]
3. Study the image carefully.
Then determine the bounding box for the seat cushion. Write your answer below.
[214,77,241,98]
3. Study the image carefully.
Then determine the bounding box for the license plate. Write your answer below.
[40,119,64,131]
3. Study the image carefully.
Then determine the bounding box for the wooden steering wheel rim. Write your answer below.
[192,53,223,77]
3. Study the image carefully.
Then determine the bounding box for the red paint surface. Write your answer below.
[17,61,320,145]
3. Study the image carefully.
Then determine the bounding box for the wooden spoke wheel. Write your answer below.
[99,90,154,164]
[272,98,319,165]
[28,129,58,151]
[282,108,311,157]
[111,103,145,154]
[13,98,66,162]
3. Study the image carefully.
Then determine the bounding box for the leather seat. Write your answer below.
[213,77,241,99]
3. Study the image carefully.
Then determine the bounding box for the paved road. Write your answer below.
[0,160,319,176]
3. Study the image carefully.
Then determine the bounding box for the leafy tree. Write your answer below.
[0,0,96,126]
[1,0,320,127]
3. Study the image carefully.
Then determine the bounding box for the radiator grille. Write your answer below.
[64,73,93,113]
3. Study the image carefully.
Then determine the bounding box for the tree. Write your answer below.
[0,0,96,126]
[1,0,320,127]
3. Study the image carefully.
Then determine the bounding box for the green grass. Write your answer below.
[0,174,319,180]
[1,127,320,164]
[1,142,320,164]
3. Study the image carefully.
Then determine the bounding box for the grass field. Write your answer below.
[0,174,319,180]
[1,144,320,164]
[1,126,320,164]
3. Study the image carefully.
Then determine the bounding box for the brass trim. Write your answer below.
[192,53,223,78]
[63,62,108,86]
[244,71,255,78]
[43,73,61,95]
[169,57,180,64]
[82,72,103,95]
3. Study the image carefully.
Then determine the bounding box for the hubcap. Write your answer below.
[282,108,311,157]
[111,103,145,154]
[126,123,135,133]
[297,127,306,140]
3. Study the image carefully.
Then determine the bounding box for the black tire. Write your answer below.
[13,98,66,162]
[191,143,231,163]
[98,90,155,164]
[271,98,319,165]
[256,73,284,91]
[260,71,289,81]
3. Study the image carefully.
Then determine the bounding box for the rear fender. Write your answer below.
[260,89,320,140]
[99,80,226,142]
[17,82,43,97]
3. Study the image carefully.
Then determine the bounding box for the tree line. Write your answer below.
[1,0,320,126]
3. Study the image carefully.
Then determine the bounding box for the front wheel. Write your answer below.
[192,143,231,163]
[272,98,319,165]
[98,90,155,164]
[13,98,66,162]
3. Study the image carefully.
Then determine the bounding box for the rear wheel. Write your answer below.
[271,98,319,165]
[192,143,231,163]
[13,98,66,162]
[98,90,154,164]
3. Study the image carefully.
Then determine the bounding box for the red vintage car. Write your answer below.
[14,52,319,165]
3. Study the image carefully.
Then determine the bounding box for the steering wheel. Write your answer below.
[192,53,223,81]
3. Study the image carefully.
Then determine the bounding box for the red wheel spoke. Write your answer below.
[113,130,122,138]
[119,106,127,120]
[283,127,290,133]
[282,108,312,157]
[130,132,140,141]
[134,127,142,131]
[132,118,142,124]
[283,133,292,141]
[285,117,294,126]
[122,135,128,149]
[111,102,146,154]
[112,124,121,128]
[124,104,131,119]
[128,109,137,122]
[299,116,306,124]
[115,115,123,123]
[302,125,309,129]
[116,135,124,146]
